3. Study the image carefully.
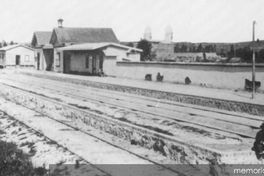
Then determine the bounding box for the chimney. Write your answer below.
[58,18,63,28]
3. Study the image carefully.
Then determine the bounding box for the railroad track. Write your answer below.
[21,71,264,116]
[0,86,213,176]
[0,73,259,165]
[0,109,112,176]
[0,75,260,140]
[2,73,261,121]
[0,81,234,164]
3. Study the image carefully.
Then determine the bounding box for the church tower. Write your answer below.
[143,26,152,41]
[164,25,173,43]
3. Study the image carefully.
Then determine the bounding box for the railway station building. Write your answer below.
[55,42,141,75]
[31,19,141,75]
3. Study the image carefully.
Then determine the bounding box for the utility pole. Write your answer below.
[234,44,236,57]
[252,21,256,99]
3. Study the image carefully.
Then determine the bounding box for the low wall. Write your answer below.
[105,62,264,90]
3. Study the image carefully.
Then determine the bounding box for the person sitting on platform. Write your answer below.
[252,123,264,160]
[156,72,163,82]
[98,68,105,77]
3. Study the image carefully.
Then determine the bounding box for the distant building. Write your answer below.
[0,44,34,68]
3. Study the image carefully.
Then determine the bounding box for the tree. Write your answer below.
[174,44,180,53]
[256,49,264,63]
[236,47,251,62]
[190,45,197,52]
[204,45,210,52]
[197,44,203,52]
[9,41,14,45]
[2,41,7,47]
[0,43,2,48]
[180,44,187,52]
[213,45,217,52]
[137,39,152,61]
[204,45,214,52]
[227,44,235,59]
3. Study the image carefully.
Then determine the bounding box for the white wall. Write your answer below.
[105,62,264,90]
[5,46,34,66]
[103,46,140,62]
[127,53,140,61]
[103,47,127,61]
[103,56,117,75]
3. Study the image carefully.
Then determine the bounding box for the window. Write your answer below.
[0,53,4,59]
[56,52,60,66]
[25,55,30,62]
[85,55,89,68]
[85,55,93,68]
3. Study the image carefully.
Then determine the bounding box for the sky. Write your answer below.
[0,0,263,43]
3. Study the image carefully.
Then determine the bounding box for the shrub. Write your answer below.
[0,140,47,176]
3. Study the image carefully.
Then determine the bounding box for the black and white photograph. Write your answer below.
[0,0,264,175]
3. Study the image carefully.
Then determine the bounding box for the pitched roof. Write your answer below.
[31,31,52,47]
[0,44,34,51]
[57,42,142,52]
[50,27,119,45]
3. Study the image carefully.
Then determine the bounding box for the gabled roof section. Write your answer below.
[0,44,34,51]
[50,27,119,45]
[31,31,52,47]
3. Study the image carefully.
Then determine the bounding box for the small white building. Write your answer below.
[0,44,35,68]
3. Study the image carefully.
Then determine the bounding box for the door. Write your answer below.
[63,52,71,73]
[37,53,40,70]
[15,55,20,65]
[92,56,97,74]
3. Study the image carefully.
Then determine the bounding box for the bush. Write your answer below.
[0,140,47,176]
